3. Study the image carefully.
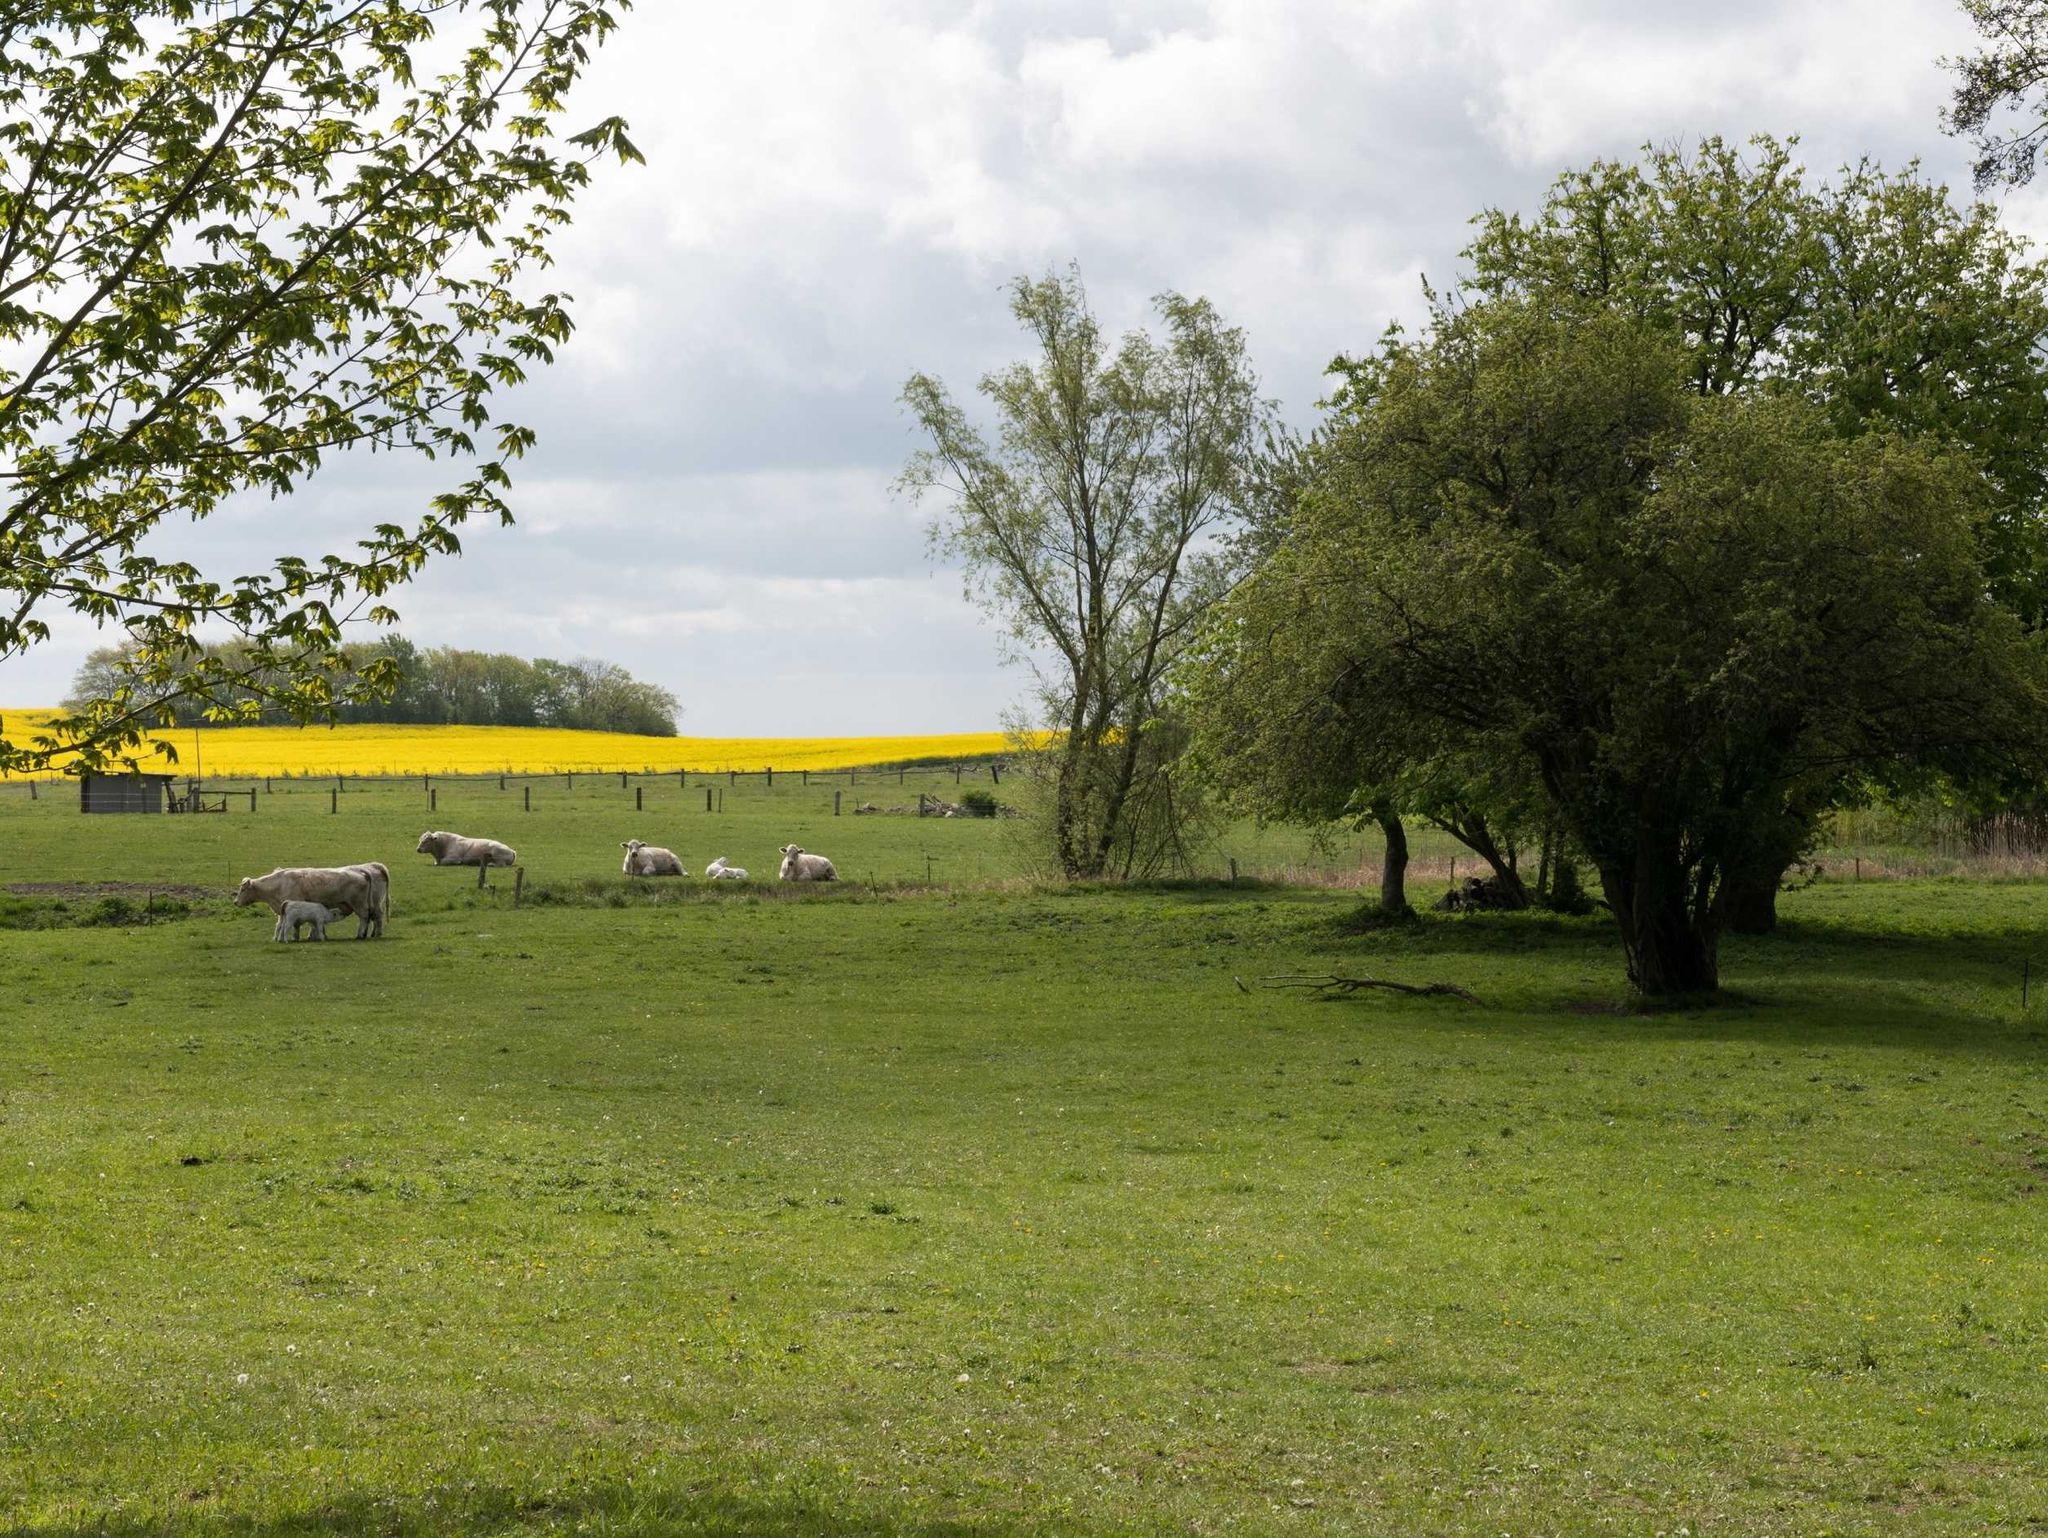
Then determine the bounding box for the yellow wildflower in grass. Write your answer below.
[0,710,1034,778]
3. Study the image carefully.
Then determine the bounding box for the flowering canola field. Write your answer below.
[0,710,1020,777]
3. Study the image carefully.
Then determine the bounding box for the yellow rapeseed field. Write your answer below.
[0,710,1025,778]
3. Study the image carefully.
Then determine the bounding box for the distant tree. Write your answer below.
[0,2,640,774]
[1191,300,2048,995]
[901,269,1268,879]
[63,638,678,735]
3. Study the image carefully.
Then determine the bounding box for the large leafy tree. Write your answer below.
[1452,135,2048,928]
[901,270,1267,880]
[0,1,639,773]
[1192,301,2048,995]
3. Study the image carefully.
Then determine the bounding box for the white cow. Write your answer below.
[234,867,378,938]
[777,844,837,882]
[416,830,516,867]
[275,901,343,942]
[621,839,686,876]
[705,856,747,880]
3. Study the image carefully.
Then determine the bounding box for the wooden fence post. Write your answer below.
[513,866,525,908]
[477,862,487,889]
[620,772,627,789]
[330,789,337,815]
[499,773,506,790]
[835,790,842,816]
[523,786,531,812]
[718,789,725,813]
[705,787,712,812]
[766,767,773,787]
[635,786,643,812]
[430,788,437,813]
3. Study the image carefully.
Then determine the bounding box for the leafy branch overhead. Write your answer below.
[0,1,641,773]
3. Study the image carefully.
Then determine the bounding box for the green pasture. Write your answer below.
[0,768,1438,898]
[1,792,2045,1535]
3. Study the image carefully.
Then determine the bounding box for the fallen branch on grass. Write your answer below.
[1243,973,1483,1004]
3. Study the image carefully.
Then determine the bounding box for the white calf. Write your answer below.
[275,901,342,942]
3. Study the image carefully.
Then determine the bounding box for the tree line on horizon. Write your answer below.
[64,637,680,738]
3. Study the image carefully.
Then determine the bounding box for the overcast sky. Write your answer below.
[3,0,2035,732]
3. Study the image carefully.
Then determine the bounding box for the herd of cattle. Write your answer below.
[233,830,840,941]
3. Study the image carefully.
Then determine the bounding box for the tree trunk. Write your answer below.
[1721,866,1780,935]
[1428,807,1531,908]
[1599,855,1719,996]
[1374,804,1410,913]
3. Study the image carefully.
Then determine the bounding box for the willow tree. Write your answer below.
[901,270,1266,879]
[1194,299,2047,995]
[0,1,639,773]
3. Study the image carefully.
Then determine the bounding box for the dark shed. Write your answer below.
[79,773,175,813]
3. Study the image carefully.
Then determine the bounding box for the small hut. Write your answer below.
[78,773,175,814]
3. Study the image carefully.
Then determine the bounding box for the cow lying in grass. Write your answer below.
[235,866,379,939]
[275,901,343,942]
[777,845,837,882]
[416,830,516,868]
[706,856,747,880]
[621,839,685,876]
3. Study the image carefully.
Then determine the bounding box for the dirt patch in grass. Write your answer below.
[6,880,216,899]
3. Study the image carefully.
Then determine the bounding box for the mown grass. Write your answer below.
[1,866,2045,1535]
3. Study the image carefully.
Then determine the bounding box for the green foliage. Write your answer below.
[959,788,998,817]
[1459,135,2048,625]
[0,2,640,774]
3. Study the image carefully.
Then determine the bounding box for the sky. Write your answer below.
[2,0,2035,733]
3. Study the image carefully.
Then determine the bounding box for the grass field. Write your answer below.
[3,777,2046,1535]
[0,765,1442,893]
